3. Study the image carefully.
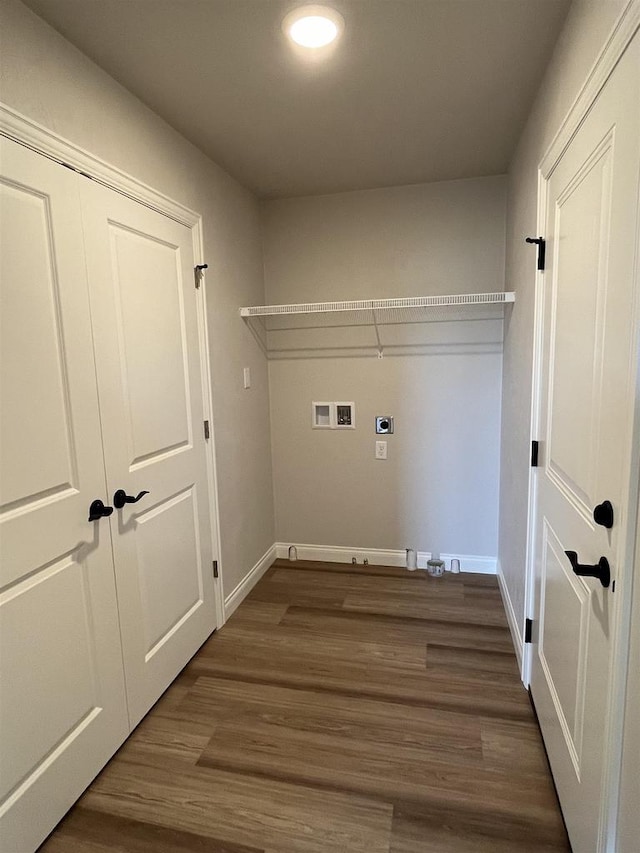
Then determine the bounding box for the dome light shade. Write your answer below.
[290,15,337,47]
[283,5,344,49]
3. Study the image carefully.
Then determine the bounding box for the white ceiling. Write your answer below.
[23,0,570,199]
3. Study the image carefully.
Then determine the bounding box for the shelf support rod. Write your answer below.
[243,315,268,358]
[372,310,383,358]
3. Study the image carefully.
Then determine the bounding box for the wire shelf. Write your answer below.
[240,292,515,358]
[240,292,515,318]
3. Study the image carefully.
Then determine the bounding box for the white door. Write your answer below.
[0,140,128,852]
[79,179,217,727]
[530,37,640,853]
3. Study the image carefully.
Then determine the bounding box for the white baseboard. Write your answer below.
[275,542,497,574]
[497,560,523,673]
[224,544,276,621]
[440,553,497,574]
[276,542,422,567]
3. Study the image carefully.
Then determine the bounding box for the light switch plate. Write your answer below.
[375,440,387,460]
[243,367,251,389]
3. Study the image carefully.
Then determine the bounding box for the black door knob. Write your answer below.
[593,500,614,529]
[564,550,610,588]
[113,489,149,509]
[88,499,114,522]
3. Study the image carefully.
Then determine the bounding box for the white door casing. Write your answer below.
[79,179,217,727]
[0,138,129,853]
[530,36,640,853]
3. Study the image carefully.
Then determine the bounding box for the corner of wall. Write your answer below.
[223,543,277,622]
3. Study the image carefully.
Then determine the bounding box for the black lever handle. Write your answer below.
[564,550,610,588]
[88,499,114,522]
[113,489,149,510]
[593,500,614,529]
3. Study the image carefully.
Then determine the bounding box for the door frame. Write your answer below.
[0,102,226,630]
[523,2,640,850]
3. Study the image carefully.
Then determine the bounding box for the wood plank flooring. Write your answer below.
[39,560,570,852]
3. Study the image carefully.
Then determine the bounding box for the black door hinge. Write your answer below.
[213,560,219,579]
[525,237,546,271]
[203,419,210,440]
[525,618,533,644]
[531,440,540,467]
[194,263,208,289]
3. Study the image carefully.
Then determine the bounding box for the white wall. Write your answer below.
[0,0,275,597]
[262,176,506,562]
[498,0,627,629]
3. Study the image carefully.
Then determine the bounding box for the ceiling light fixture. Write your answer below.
[283,5,344,49]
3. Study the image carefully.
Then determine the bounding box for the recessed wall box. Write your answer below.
[312,402,333,428]
[376,416,394,434]
[335,402,355,429]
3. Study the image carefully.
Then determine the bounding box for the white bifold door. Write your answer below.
[530,36,639,853]
[0,137,217,853]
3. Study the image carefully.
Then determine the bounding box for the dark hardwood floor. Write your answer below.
[40,560,571,852]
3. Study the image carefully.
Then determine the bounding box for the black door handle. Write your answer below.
[88,499,114,522]
[593,500,614,529]
[113,489,149,510]
[564,550,610,588]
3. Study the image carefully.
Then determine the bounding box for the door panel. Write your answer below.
[80,180,216,727]
[547,137,611,514]
[0,182,77,510]
[136,486,204,659]
[2,558,103,793]
[531,37,640,853]
[0,139,128,853]
[108,222,192,465]
[538,520,589,771]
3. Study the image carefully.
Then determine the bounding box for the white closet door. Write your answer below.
[0,139,128,853]
[79,179,216,727]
